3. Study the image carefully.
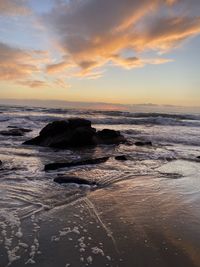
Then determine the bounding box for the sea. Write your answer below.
[0,104,200,267]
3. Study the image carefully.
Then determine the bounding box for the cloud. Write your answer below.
[110,54,173,69]
[0,42,69,88]
[19,80,47,88]
[0,42,47,84]
[42,0,200,75]
[0,0,30,15]
[140,16,200,52]
[1,0,199,86]
[46,60,74,73]
[74,70,104,80]
[19,77,70,88]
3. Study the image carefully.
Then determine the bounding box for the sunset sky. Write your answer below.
[0,0,200,106]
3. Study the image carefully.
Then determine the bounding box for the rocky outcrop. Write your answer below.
[24,118,126,149]
[45,156,109,171]
[54,176,97,186]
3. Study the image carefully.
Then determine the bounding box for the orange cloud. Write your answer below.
[46,60,74,74]
[110,54,173,69]
[19,80,47,88]
[0,0,30,15]
[43,0,200,76]
[0,43,48,85]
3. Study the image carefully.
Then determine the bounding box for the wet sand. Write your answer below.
[1,161,200,267]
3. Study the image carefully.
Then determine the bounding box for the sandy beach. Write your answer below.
[1,160,200,267]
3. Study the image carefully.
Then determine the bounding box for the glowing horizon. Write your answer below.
[0,0,200,106]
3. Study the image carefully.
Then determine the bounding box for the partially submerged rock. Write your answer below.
[54,176,97,186]
[0,160,3,171]
[0,127,32,136]
[24,118,126,148]
[45,156,109,171]
[135,141,152,147]
[0,129,24,136]
[7,126,32,132]
[115,155,128,161]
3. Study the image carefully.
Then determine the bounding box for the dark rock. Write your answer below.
[7,126,18,128]
[54,176,97,186]
[7,126,32,133]
[40,119,91,138]
[197,156,200,159]
[24,119,94,147]
[66,127,96,147]
[24,118,126,148]
[24,136,42,145]
[115,155,128,161]
[68,118,91,128]
[40,120,70,138]
[96,129,126,144]
[97,129,120,139]
[20,128,32,133]
[0,127,32,136]
[0,160,3,171]
[135,141,152,146]
[0,129,24,136]
[45,156,109,171]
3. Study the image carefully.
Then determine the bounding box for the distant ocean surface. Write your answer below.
[0,104,200,267]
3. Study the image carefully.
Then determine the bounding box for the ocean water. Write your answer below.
[0,105,200,267]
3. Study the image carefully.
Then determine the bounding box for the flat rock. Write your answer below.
[7,126,32,133]
[0,129,24,136]
[135,141,152,146]
[45,156,109,171]
[54,176,97,186]
[0,127,32,136]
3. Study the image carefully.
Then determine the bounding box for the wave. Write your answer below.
[1,105,200,128]
[9,115,200,127]
[91,117,200,127]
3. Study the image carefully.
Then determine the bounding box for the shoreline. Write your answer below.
[1,164,200,266]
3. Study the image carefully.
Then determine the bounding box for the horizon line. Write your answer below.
[0,98,200,109]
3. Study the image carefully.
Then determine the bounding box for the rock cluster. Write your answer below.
[24,118,126,148]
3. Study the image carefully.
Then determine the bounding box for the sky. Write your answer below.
[0,0,200,106]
